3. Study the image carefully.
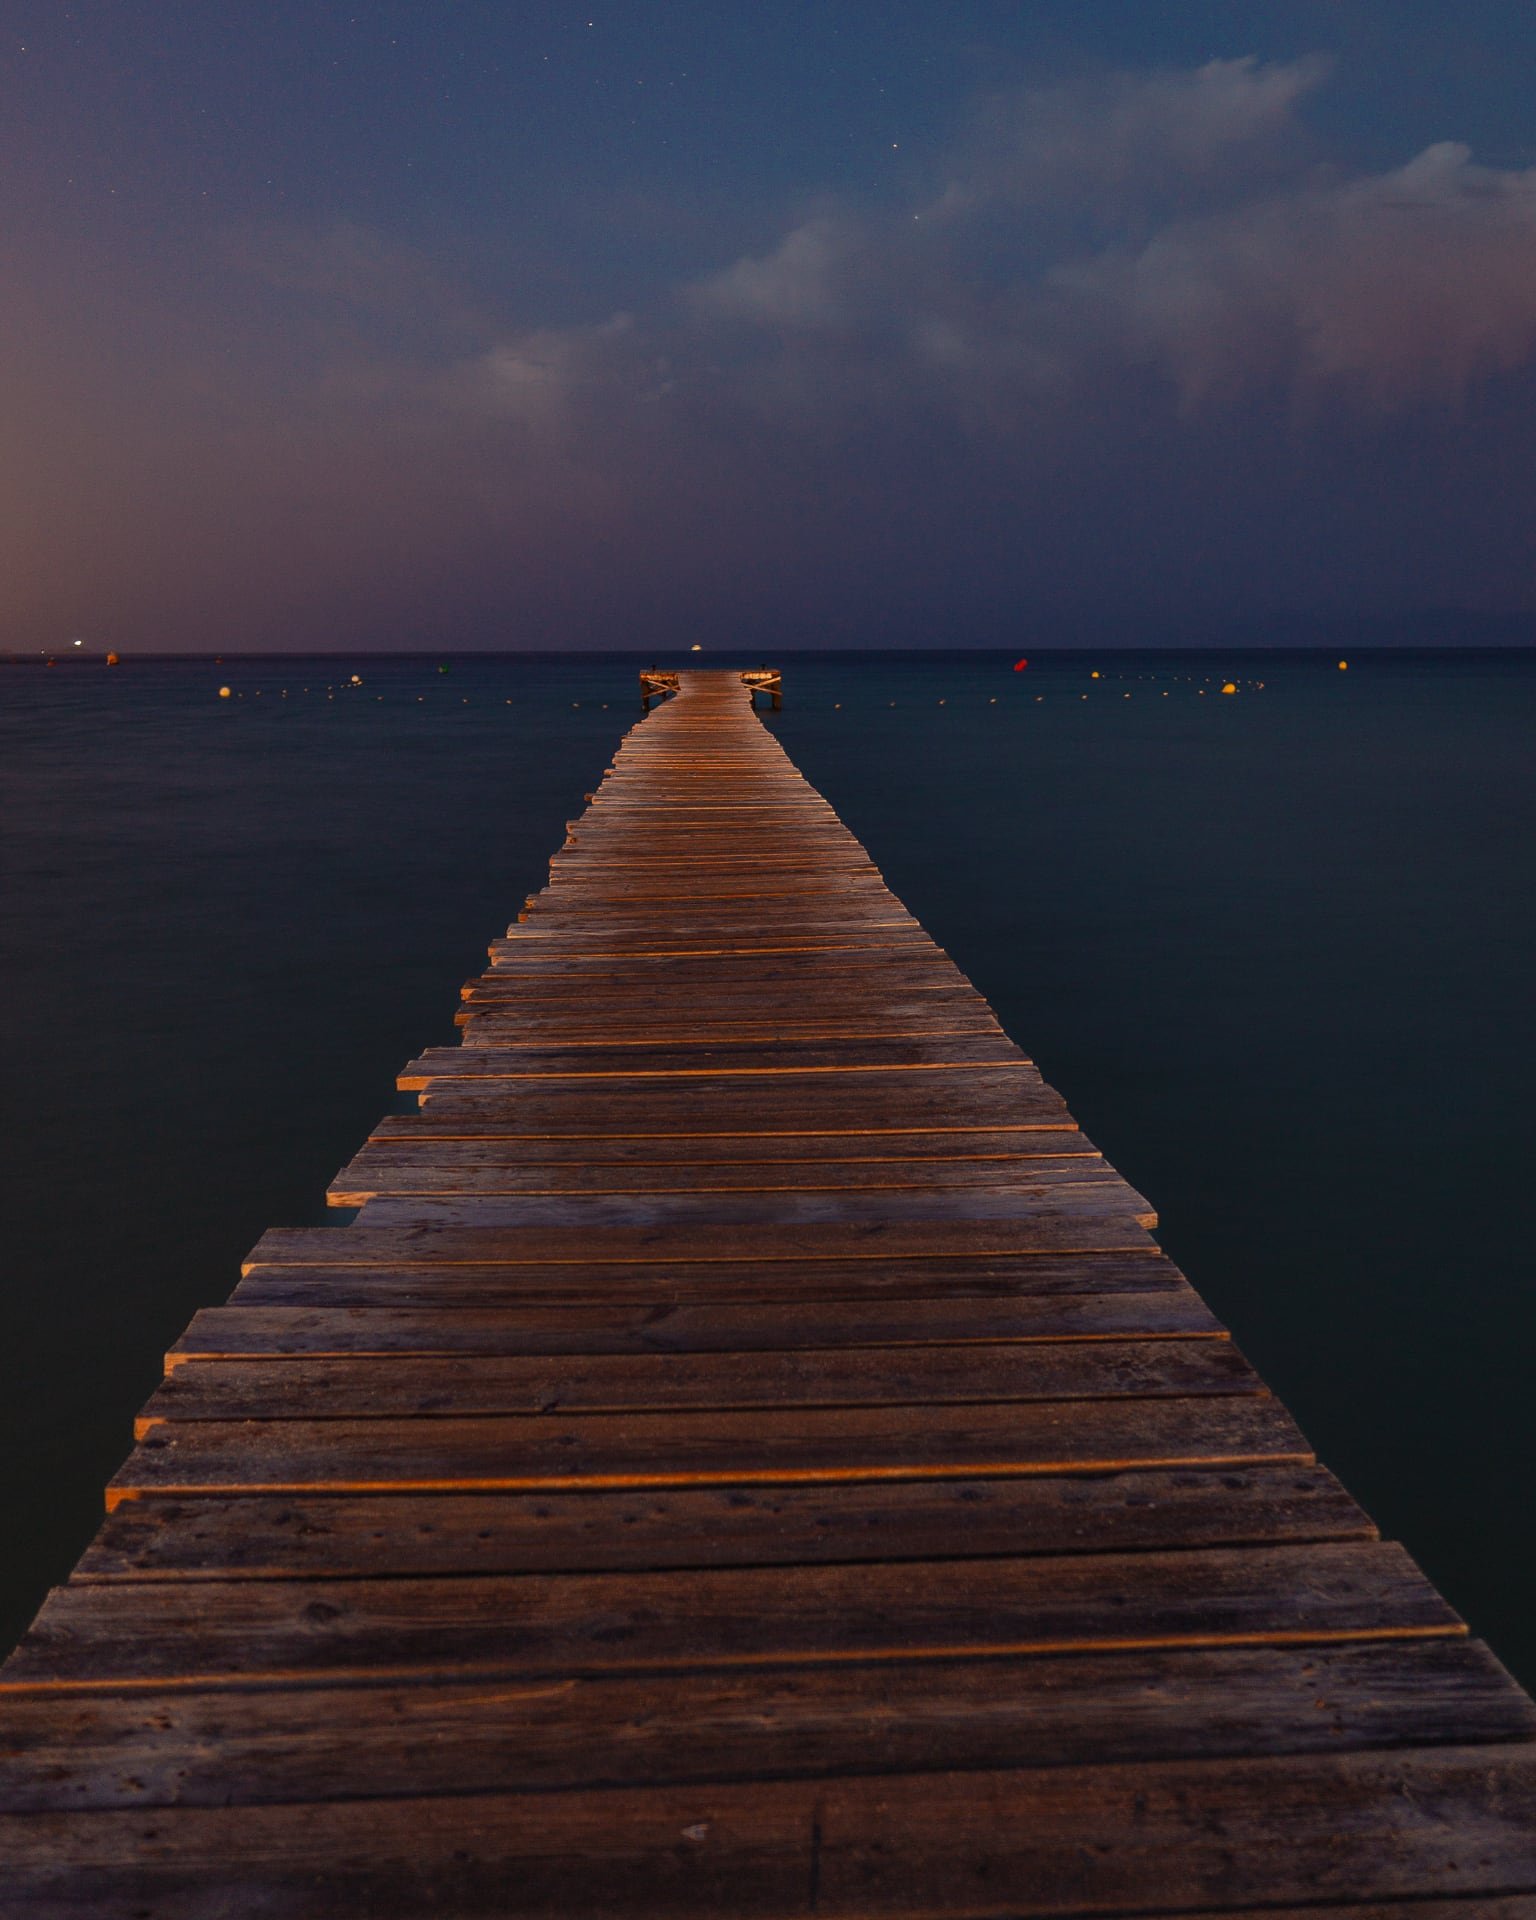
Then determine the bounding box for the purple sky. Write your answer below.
[7,5,1536,650]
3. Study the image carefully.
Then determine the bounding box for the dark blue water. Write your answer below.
[3,649,1533,1679]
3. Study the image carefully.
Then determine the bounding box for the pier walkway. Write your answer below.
[4,669,1536,1912]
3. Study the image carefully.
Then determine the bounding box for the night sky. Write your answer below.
[8,3,1536,651]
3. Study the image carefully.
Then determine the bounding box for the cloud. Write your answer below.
[1056,140,1536,409]
[950,56,1332,219]
[12,54,1536,648]
[676,62,1536,427]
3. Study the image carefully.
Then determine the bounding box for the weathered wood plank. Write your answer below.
[458,1016,981,1047]
[1,1543,1457,1691]
[447,1035,1004,1071]
[405,1037,1025,1078]
[359,1124,1091,1159]
[106,1395,1310,1503]
[328,1148,1113,1204]
[246,1213,1159,1272]
[526,880,895,906]
[3,1640,1523,1814]
[443,996,1002,1043]
[229,1248,1192,1307]
[348,1185,1159,1231]
[456,1010,1010,1043]
[4,1747,1535,1916]
[465,965,985,997]
[466,958,972,991]
[136,1339,1258,1431]
[75,1464,1372,1582]
[408,1076,1081,1131]
[169,1290,1225,1362]
[508,899,922,924]
[498,929,928,951]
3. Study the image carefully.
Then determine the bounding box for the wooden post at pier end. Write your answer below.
[2,668,1536,1914]
[743,665,783,709]
[639,667,678,710]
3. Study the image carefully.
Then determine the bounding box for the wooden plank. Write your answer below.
[399,1036,1021,1082]
[545,860,883,875]
[346,1188,1159,1231]
[1,1543,1458,1691]
[477,955,947,977]
[330,1136,1113,1198]
[488,935,939,958]
[168,1290,1226,1361]
[456,1010,1010,1043]
[548,860,883,876]
[229,1248,1193,1307]
[466,965,971,1001]
[526,881,896,906]
[136,1339,1259,1431]
[244,1214,1159,1271]
[105,1395,1312,1504]
[325,1152,1123,1203]
[357,1126,1094,1161]
[505,900,922,923]
[457,994,978,1024]
[404,1037,1025,1078]
[8,1747,1536,1917]
[503,938,943,965]
[75,1463,1373,1582]
[406,1076,1081,1131]
[443,992,1000,1034]
[3,1640,1523,1814]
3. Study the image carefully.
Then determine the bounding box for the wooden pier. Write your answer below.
[4,667,1536,1914]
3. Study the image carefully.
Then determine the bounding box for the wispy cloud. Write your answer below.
[11,55,1536,646]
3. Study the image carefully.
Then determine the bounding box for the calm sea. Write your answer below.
[2,648,1533,1678]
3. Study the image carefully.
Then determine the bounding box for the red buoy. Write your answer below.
[1012,657,1028,671]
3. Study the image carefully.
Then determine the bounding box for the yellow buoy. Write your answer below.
[1221,682,1237,695]
[1090,670,1100,679]
[1338,659,1348,670]
[218,685,232,699]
